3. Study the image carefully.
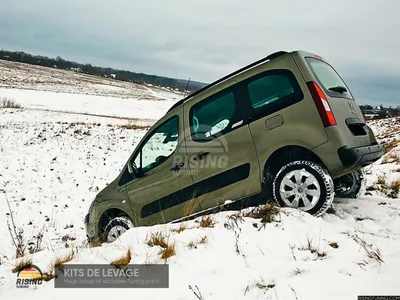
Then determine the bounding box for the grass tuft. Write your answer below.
[187,236,208,249]
[377,175,400,198]
[242,203,280,223]
[119,123,150,130]
[171,223,186,233]
[351,234,384,264]
[146,232,168,248]
[54,249,76,269]
[199,216,215,228]
[381,152,400,164]
[384,139,400,154]
[111,249,132,268]
[298,236,327,259]
[11,258,32,273]
[1,97,21,109]
[160,243,175,260]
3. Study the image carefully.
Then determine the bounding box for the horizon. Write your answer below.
[1,0,399,107]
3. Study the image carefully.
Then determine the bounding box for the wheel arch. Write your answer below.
[262,145,327,195]
[98,207,134,236]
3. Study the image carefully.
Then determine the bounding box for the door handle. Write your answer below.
[170,162,184,172]
[193,151,210,161]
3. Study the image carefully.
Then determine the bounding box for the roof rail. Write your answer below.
[166,50,288,113]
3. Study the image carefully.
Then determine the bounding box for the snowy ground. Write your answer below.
[0,69,400,299]
[0,59,182,120]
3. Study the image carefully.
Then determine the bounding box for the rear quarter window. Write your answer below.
[244,69,304,119]
[305,57,354,100]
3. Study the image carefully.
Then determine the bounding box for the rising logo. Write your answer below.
[16,264,43,288]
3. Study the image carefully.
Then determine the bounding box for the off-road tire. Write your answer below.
[334,169,366,199]
[102,215,135,243]
[272,160,335,217]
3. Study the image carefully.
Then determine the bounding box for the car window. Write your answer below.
[135,116,179,174]
[247,73,295,109]
[305,57,353,100]
[190,91,236,141]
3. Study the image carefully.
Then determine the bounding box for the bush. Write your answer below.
[1,97,21,109]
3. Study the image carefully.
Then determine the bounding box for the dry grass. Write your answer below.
[171,223,187,233]
[38,250,76,283]
[223,212,244,230]
[351,234,384,264]
[111,249,132,268]
[384,139,400,154]
[1,97,21,109]
[187,236,208,249]
[298,236,327,259]
[11,258,32,273]
[242,203,280,223]
[145,231,176,261]
[199,216,215,228]
[70,122,101,127]
[292,268,305,276]
[118,123,150,130]
[386,179,400,198]
[146,232,168,248]
[160,243,176,260]
[381,152,400,164]
[377,175,400,198]
[377,175,387,185]
[53,249,76,269]
[254,279,275,290]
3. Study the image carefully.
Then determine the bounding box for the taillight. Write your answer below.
[306,81,337,127]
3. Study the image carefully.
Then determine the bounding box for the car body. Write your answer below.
[85,50,385,245]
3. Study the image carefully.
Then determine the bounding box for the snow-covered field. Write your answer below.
[0,59,182,119]
[0,64,400,299]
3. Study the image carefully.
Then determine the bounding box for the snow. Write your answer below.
[0,61,400,299]
[0,88,176,120]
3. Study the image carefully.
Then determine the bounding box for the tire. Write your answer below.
[272,160,335,217]
[334,169,366,199]
[102,215,135,243]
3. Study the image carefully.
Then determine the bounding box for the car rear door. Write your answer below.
[294,53,376,148]
[181,82,261,211]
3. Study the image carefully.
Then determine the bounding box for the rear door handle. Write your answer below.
[194,151,210,161]
[170,162,184,172]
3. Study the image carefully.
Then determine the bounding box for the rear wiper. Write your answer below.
[328,86,348,93]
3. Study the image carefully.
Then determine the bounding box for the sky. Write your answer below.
[0,0,399,107]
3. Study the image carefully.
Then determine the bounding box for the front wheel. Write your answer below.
[103,216,135,243]
[272,160,335,217]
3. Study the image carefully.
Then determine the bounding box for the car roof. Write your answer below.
[166,50,300,115]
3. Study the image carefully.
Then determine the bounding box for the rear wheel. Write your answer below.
[272,160,334,217]
[334,169,366,199]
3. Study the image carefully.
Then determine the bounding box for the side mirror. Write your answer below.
[127,161,138,175]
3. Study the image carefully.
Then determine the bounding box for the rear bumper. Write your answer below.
[338,144,385,168]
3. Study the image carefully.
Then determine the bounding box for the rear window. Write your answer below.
[305,57,353,100]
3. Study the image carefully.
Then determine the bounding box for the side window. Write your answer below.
[190,91,237,141]
[135,116,179,174]
[248,73,295,109]
[245,70,303,118]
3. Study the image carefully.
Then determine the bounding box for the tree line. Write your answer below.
[0,49,207,93]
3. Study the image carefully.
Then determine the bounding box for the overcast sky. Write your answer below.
[0,0,399,106]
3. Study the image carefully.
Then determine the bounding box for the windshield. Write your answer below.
[305,57,354,100]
